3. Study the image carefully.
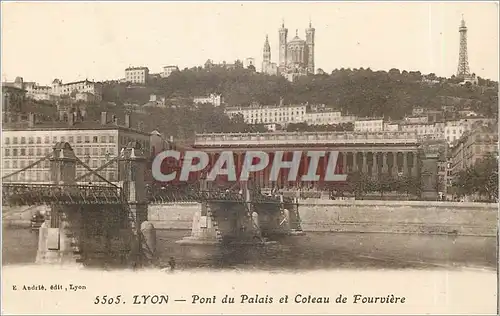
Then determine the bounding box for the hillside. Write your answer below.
[102,67,498,120]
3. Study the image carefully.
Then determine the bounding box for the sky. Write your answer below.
[1,1,498,85]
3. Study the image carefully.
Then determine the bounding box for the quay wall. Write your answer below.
[4,201,497,236]
[147,200,498,237]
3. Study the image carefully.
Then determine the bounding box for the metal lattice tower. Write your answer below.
[457,15,471,78]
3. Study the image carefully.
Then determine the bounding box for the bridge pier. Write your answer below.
[119,142,156,267]
[36,143,82,265]
[177,184,304,245]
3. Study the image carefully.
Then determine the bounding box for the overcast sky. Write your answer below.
[1,1,498,84]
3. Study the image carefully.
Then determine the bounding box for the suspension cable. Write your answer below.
[74,155,120,182]
[1,153,53,181]
[74,156,119,188]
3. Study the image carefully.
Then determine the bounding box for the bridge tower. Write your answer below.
[36,142,81,264]
[119,141,156,266]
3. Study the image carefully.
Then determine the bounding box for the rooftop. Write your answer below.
[3,119,151,136]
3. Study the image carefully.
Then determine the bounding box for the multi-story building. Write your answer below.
[354,118,384,132]
[161,65,179,78]
[384,122,400,131]
[125,66,149,84]
[450,124,498,179]
[278,21,315,80]
[304,110,356,125]
[400,122,444,141]
[4,77,102,102]
[193,94,223,107]
[225,100,307,125]
[1,112,151,184]
[50,79,103,101]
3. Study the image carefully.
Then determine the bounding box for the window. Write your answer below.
[20,149,26,155]
[92,148,98,155]
[21,137,26,144]
[36,148,42,156]
[5,137,10,145]
[43,160,50,168]
[84,136,90,143]
[4,161,10,169]
[28,148,34,155]
[20,161,25,168]
[76,136,82,143]
[5,149,10,156]
[60,136,65,142]
[36,137,41,144]
[44,136,49,144]
[13,137,18,144]
[109,147,115,155]
[109,136,115,143]
[101,148,106,155]
[84,147,90,155]
[44,148,50,154]
[69,136,74,143]
[93,136,98,143]
[53,136,57,143]
[44,172,50,181]
[28,137,34,144]
[76,148,83,155]
[109,172,115,181]
[92,160,98,168]
[100,136,107,143]
[13,160,17,168]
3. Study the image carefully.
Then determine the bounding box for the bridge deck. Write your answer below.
[2,183,123,206]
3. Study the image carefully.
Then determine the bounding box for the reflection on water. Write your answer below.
[2,228,496,271]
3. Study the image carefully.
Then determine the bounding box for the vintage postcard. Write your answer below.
[1,1,498,315]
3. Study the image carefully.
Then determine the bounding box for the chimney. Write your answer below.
[101,112,107,125]
[112,114,118,125]
[125,113,131,128]
[68,112,75,126]
[28,113,35,127]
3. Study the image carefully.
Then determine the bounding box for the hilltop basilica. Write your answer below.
[261,21,316,81]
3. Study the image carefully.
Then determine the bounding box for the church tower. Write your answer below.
[278,20,288,73]
[262,34,271,72]
[306,20,315,74]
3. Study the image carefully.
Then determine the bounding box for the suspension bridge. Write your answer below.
[1,142,304,267]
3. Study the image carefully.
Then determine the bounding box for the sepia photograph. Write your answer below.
[1,1,499,314]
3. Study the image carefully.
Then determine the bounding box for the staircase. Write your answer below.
[208,207,223,242]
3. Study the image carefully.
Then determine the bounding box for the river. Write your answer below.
[2,228,496,271]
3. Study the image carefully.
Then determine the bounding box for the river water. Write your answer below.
[2,228,496,271]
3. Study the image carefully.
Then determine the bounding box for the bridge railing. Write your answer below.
[147,188,291,205]
[2,183,123,206]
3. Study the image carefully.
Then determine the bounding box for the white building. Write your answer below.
[193,94,223,107]
[354,118,384,132]
[400,122,444,141]
[244,58,256,69]
[304,110,356,125]
[161,65,179,78]
[2,113,150,184]
[6,77,102,102]
[384,122,400,131]
[225,103,307,125]
[125,67,149,84]
[445,121,466,145]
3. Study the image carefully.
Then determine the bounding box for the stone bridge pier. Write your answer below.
[177,183,304,245]
[36,142,156,267]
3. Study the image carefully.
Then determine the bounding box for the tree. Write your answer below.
[452,154,498,202]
